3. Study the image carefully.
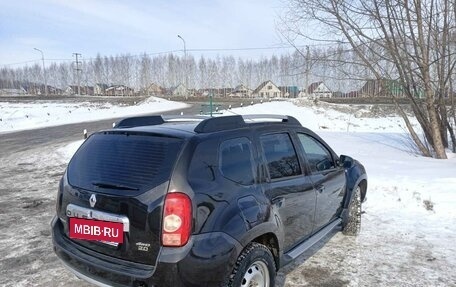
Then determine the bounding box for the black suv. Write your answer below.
[52,114,367,287]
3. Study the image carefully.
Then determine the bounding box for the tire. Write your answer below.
[226,242,276,287]
[343,185,362,236]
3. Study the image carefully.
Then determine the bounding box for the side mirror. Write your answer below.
[338,155,354,169]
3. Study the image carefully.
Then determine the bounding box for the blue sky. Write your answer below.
[0,0,292,66]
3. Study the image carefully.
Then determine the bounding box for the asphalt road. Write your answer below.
[0,103,217,155]
[0,99,254,155]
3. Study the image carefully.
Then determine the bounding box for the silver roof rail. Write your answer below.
[242,114,291,122]
[162,115,210,122]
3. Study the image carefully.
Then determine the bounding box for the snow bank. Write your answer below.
[56,140,84,162]
[0,96,188,133]
[222,101,420,133]
[322,131,456,217]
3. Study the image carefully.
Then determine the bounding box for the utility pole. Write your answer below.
[305,45,310,98]
[73,53,82,95]
[177,35,188,100]
[33,48,48,97]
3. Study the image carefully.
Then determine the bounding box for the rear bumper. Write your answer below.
[59,260,112,287]
[52,215,155,286]
[52,215,242,287]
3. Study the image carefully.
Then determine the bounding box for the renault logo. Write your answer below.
[89,194,97,208]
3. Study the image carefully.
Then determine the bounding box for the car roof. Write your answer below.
[112,114,302,135]
[97,115,326,149]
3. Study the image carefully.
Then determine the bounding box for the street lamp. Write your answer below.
[177,35,188,100]
[33,48,48,97]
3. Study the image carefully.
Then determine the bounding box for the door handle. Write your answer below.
[317,185,325,193]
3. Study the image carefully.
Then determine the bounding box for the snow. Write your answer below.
[57,140,84,160]
[223,100,420,134]
[0,96,188,134]
[4,98,455,286]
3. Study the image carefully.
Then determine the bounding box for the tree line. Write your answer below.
[0,49,367,93]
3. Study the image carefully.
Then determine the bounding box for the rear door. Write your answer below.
[258,132,316,251]
[60,131,185,265]
[296,133,346,232]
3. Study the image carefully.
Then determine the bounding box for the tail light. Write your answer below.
[162,192,192,247]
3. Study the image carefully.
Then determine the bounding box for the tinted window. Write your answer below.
[297,133,334,172]
[219,137,254,185]
[68,133,183,193]
[260,133,301,179]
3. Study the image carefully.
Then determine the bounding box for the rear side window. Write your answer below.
[67,133,184,193]
[260,133,301,180]
[219,137,255,185]
[297,133,335,172]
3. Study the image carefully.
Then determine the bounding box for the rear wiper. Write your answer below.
[91,181,139,191]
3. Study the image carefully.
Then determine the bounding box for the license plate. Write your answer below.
[69,217,123,243]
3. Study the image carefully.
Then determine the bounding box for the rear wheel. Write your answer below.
[343,185,362,236]
[227,242,276,287]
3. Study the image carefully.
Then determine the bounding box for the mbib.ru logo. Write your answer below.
[69,217,123,243]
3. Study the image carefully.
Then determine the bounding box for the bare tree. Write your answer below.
[186,55,197,89]
[139,53,152,92]
[282,0,456,158]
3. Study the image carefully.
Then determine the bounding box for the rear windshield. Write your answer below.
[67,132,184,193]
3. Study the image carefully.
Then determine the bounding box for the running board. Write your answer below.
[284,219,342,262]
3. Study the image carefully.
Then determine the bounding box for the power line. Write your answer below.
[188,46,294,52]
[80,49,182,62]
[1,59,43,67]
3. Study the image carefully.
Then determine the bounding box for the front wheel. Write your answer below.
[227,242,276,287]
[343,185,362,236]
